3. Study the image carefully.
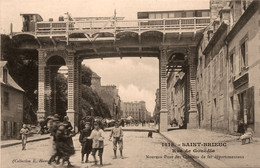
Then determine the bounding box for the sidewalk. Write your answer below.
[1,134,50,148]
[160,129,260,168]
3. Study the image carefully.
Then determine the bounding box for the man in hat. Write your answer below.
[87,121,104,166]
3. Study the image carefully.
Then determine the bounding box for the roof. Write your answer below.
[203,22,228,55]
[92,72,101,78]
[0,61,24,92]
[0,61,7,68]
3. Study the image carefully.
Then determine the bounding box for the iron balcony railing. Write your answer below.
[34,17,210,37]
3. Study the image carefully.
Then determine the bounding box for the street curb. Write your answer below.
[159,132,210,168]
[1,136,50,148]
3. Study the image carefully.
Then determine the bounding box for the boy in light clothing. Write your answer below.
[87,121,104,166]
[109,121,123,159]
[20,124,30,150]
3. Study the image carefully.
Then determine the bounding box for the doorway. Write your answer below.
[238,87,255,131]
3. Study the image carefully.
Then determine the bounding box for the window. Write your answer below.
[162,13,168,18]
[3,68,8,83]
[186,11,194,17]
[213,59,216,83]
[230,96,234,110]
[230,54,234,73]
[169,12,175,18]
[4,92,9,108]
[149,13,156,19]
[202,11,210,17]
[240,38,248,69]
[219,50,224,77]
[155,13,162,19]
[175,12,182,18]
[138,12,149,19]
[3,121,7,136]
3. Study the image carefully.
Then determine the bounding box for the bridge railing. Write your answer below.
[35,17,210,36]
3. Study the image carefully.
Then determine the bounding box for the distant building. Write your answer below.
[121,101,150,121]
[1,61,24,140]
[91,72,121,119]
[153,88,160,123]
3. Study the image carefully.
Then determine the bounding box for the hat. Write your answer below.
[54,114,60,118]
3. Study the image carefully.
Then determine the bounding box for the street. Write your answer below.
[1,131,202,168]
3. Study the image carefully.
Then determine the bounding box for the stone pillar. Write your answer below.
[159,48,168,132]
[37,49,46,121]
[187,47,198,128]
[45,66,51,116]
[66,50,77,131]
[78,59,82,117]
[73,56,81,132]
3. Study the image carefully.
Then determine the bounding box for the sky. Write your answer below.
[0,0,210,112]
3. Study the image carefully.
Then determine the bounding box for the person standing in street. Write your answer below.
[48,114,61,165]
[79,122,93,163]
[87,121,105,166]
[109,121,124,159]
[20,124,30,150]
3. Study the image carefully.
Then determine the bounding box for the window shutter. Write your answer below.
[245,40,248,66]
[247,87,254,125]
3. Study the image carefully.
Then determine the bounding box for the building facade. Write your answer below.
[1,61,24,140]
[164,0,260,136]
[121,101,150,121]
[195,0,260,135]
[91,72,121,119]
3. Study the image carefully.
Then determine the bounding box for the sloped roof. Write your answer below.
[92,72,101,79]
[0,61,24,92]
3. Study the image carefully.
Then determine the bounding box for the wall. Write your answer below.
[227,10,260,136]
[1,84,24,140]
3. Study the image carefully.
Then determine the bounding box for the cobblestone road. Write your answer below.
[1,132,202,168]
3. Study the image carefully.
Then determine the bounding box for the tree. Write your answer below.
[1,34,38,123]
[80,65,111,118]
[56,73,68,118]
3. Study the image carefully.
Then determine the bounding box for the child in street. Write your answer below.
[79,122,92,163]
[109,121,123,159]
[20,124,30,150]
[87,121,105,166]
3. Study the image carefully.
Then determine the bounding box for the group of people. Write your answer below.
[79,120,124,166]
[48,114,75,167]
[20,114,125,167]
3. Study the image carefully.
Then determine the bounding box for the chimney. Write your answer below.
[219,5,231,24]
[230,0,242,24]
[210,0,229,22]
